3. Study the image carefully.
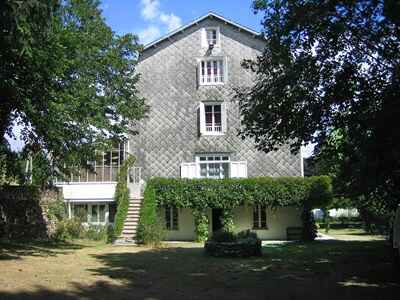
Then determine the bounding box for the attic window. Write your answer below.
[202,27,220,48]
[206,28,217,45]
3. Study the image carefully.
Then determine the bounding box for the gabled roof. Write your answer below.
[143,12,262,50]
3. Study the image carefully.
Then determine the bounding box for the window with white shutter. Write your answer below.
[230,161,248,178]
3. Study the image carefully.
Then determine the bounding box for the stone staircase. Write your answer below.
[117,197,142,243]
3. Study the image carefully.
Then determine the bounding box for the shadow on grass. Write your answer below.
[0,240,399,300]
[0,240,87,260]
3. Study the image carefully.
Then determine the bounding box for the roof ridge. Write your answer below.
[142,12,261,50]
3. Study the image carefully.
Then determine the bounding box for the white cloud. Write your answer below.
[160,13,182,31]
[138,0,182,45]
[141,0,160,20]
[138,25,161,45]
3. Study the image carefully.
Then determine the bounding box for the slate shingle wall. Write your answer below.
[131,18,302,179]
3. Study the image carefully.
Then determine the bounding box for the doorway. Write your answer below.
[212,208,223,232]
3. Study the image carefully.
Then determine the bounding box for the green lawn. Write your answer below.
[0,235,399,300]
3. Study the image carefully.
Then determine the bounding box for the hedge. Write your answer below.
[111,155,136,241]
[137,176,332,244]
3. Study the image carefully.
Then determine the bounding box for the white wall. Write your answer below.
[162,206,302,241]
[233,206,302,240]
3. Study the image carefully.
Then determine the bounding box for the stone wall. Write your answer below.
[0,186,62,240]
[131,16,302,180]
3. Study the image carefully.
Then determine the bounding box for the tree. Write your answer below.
[1,0,148,179]
[237,0,400,209]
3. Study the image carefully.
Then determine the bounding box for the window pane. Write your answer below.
[253,206,259,229]
[205,112,213,124]
[214,112,221,125]
[205,105,212,112]
[199,157,206,161]
[222,156,229,161]
[74,204,88,222]
[200,164,207,178]
[99,205,106,223]
[222,163,229,179]
[109,203,117,223]
[172,207,178,230]
[91,205,98,223]
[165,207,171,229]
[214,105,221,112]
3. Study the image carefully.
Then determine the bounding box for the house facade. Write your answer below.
[58,13,303,241]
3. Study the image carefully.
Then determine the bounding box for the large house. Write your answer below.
[57,12,304,241]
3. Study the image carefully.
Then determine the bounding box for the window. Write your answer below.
[197,154,230,179]
[199,102,226,135]
[165,206,179,230]
[205,104,222,132]
[206,28,217,45]
[73,204,88,222]
[56,142,127,183]
[253,205,267,229]
[199,59,224,85]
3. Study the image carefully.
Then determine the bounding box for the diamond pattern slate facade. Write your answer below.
[130,16,302,180]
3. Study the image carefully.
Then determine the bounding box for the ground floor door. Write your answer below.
[212,208,223,232]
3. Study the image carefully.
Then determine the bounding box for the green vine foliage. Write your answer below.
[192,210,209,242]
[140,176,332,242]
[111,155,136,241]
[136,180,165,245]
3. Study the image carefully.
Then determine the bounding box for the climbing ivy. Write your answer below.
[139,176,332,242]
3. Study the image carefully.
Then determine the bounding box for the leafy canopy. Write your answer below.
[238,0,400,206]
[1,0,148,176]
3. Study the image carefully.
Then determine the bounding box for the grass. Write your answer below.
[320,227,386,241]
[0,232,399,300]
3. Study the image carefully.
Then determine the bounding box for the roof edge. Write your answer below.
[142,11,261,50]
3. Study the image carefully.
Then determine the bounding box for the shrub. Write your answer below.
[111,155,136,241]
[211,230,237,242]
[193,210,209,242]
[205,230,262,257]
[136,180,166,246]
[53,218,84,240]
[84,224,111,241]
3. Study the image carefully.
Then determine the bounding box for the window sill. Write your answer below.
[252,227,268,230]
[199,82,225,87]
[202,132,225,136]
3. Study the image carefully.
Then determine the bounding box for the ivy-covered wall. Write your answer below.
[0,186,63,239]
[137,176,332,243]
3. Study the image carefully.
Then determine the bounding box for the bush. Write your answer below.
[54,218,84,240]
[84,224,112,241]
[211,230,237,242]
[205,230,262,257]
[112,155,136,241]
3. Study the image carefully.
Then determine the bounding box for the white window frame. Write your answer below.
[196,154,230,179]
[70,203,110,225]
[253,205,268,230]
[199,101,227,136]
[202,27,221,48]
[198,57,228,86]
[165,206,179,231]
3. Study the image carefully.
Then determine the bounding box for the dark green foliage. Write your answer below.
[1,0,148,179]
[192,209,209,242]
[147,176,332,209]
[136,180,165,245]
[210,230,237,243]
[238,0,400,212]
[111,155,136,240]
[140,176,332,242]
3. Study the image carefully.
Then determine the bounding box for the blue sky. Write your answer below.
[8,0,315,157]
[101,0,264,44]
